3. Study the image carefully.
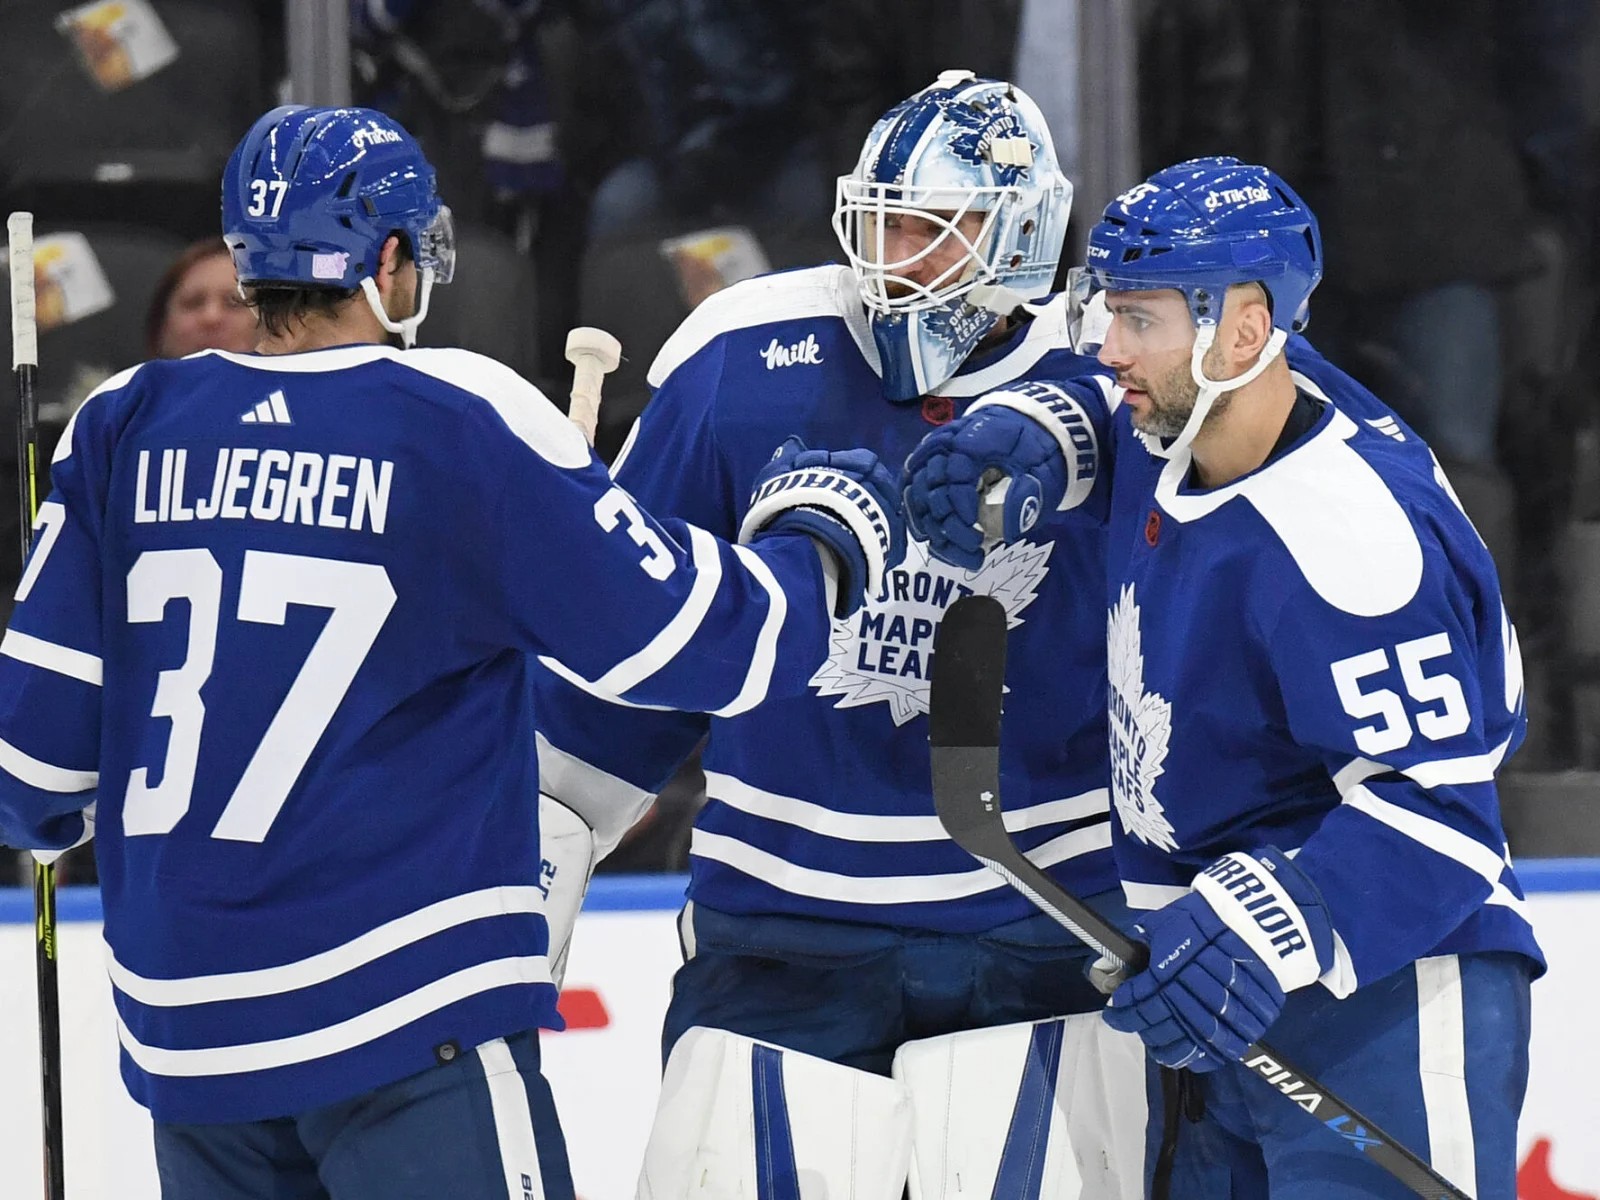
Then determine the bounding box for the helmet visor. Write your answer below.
[417,204,455,285]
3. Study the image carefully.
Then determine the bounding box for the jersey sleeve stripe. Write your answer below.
[1330,733,1514,794]
[592,523,724,698]
[533,656,675,711]
[1398,734,1515,788]
[109,885,545,1006]
[706,770,1108,843]
[710,544,786,718]
[116,955,553,1078]
[1,629,103,686]
[0,735,97,792]
[1344,784,1522,912]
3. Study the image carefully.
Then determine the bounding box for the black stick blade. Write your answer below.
[928,594,1007,748]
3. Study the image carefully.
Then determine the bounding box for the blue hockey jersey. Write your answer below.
[535,265,1121,932]
[1105,340,1544,992]
[0,344,838,1123]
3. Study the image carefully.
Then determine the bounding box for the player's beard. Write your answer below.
[1123,338,1232,439]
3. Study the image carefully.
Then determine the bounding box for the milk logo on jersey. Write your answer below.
[760,333,824,369]
[1107,583,1178,851]
[809,536,1053,724]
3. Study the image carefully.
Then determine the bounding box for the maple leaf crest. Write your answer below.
[938,96,1034,186]
[1107,584,1179,851]
[808,537,1054,725]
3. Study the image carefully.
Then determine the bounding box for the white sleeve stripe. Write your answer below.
[1401,734,1514,788]
[1330,756,1388,794]
[532,655,675,711]
[1,629,103,686]
[1331,732,1514,795]
[1344,783,1510,890]
[116,955,552,1078]
[706,770,1108,842]
[712,544,785,717]
[592,524,723,697]
[0,735,97,792]
[109,885,547,1005]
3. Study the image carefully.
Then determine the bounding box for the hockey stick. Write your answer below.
[564,326,622,446]
[928,594,1471,1200]
[10,211,65,1200]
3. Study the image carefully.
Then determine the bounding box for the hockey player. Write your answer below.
[534,73,1146,1198]
[0,105,906,1200]
[903,157,1545,1198]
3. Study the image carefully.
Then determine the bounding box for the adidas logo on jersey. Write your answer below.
[760,334,823,369]
[1365,416,1406,442]
[241,390,292,425]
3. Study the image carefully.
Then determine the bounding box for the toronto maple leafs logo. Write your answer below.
[924,300,998,355]
[1107,583,1178,851]
[939,97,1035,185]
[809,536,1053,725]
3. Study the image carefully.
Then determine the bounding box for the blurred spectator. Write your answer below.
[813,0,1024,181]
[583,0,827,239]
[351,0,577,384]
[144,240,260,359]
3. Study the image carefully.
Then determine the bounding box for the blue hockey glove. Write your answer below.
[902,405,1066,570]
[740,437,907,618]
[1103,847,1336,1072]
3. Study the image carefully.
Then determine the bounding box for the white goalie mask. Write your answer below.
[833,71,1072,400]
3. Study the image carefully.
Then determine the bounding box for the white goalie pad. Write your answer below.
[637,1026,914,1200]
[537,793,597,990]
[892,1015,1148,1200]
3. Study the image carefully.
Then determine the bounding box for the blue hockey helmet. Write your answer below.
[1085,156,1321,333]
[834,71,1072,400]
[222,105,454,344]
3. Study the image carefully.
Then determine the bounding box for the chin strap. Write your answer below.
[359,267,436,349]
[1147,324,1289,461]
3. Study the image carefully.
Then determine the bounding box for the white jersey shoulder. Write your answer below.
[53,362,149,465]
[647,265,866,387]
[1155,383,1424,617]
[400,347,592,469]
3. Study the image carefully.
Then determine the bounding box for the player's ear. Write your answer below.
[377,235,402,278]
[1225,284,1273,365]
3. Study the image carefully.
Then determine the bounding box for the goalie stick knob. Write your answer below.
[565,326,622,445]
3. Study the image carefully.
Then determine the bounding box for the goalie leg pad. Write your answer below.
[892,1015,1148,1200]
[636,1026,913,1200]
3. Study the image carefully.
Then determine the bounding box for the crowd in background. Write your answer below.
[2,0,1598,884]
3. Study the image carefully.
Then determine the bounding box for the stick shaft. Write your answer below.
[10,210,65,1200]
